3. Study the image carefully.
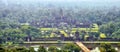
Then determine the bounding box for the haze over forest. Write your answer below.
[0,0,120,24]
[1,0,120,8]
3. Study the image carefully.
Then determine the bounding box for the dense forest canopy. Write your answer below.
[0,3,120,23]
[0,1,120,52]
[0,0,120,24]
[0,0,120,43]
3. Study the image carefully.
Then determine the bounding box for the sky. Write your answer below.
[31,0,120,2]
[3,0,120,2]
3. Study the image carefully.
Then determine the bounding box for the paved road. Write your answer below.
[76,42,90,52]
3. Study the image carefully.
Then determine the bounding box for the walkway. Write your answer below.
[76,42,90,52]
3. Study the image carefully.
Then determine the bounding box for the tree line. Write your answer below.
[0,43,81,52]
[0,43,118,52]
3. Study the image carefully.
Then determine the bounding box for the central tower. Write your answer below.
[59,8,64,20]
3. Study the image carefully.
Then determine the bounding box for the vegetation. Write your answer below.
[38,46,47,52]
[0,0,120,52]
[48,46,59,52]
[99,43,117,52]
[0,22,41,44]
[62,43,81,52]
[0,0,120,42]
[0,43,81,52]
[0,21,120,44]
[0,43,118,52]
[100,22,120,38]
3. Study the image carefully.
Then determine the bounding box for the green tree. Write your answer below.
[48,46,59,52]
[62,43,81,52]
[0,47,5,52]
[29,47,35,52]
[112,29,120,38]
[10,48,17,52]
[100,22,116,37]
[16,47,29,52]
[38,46,47,52]
[100,43,117,52]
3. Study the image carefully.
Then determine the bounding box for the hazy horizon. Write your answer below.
[1,0,120,7]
